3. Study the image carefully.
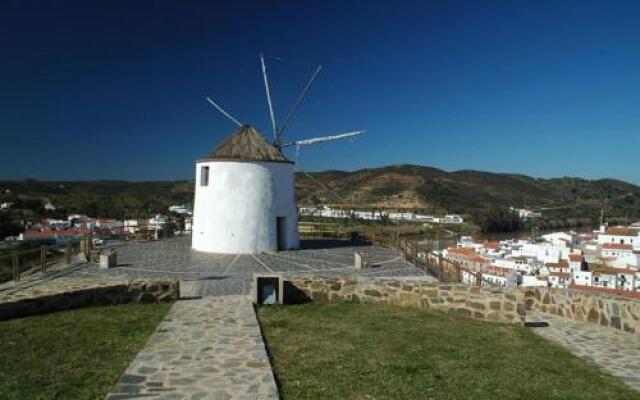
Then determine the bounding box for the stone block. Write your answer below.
[99,250,117,269]
[448,307,472,319]
[610,316,621,330]
[467,301,486,311]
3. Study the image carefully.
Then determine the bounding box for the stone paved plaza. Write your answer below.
[67,236,434,297]
[107,295,279,400]
[528,311,640,392]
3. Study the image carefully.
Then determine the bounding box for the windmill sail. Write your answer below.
[206,97,242,127]
[275,64,323,145]
[281,130,364,147]
[260,53,277,139]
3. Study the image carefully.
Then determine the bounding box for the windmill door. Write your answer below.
[276,217,287,251]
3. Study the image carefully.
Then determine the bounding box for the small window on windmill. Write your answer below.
[200,166,210,186]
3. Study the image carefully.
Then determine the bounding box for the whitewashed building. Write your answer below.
[192,125,299,254]
[597,226,640,249]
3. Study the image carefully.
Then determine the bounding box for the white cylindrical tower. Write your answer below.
[191,125,300,254]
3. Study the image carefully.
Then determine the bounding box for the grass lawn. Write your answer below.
[258,302,640,400]
[0,302,172,400]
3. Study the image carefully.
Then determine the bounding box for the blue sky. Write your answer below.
[1,1,639,183]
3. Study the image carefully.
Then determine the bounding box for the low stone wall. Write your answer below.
[0,280,179,321]
[523,287,640,334]
[285,276,525,324]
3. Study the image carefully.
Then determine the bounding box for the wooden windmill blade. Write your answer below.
[205,97,243,127]
[280,130,365,147]
[260,53,278,140]
[274,64,323,145]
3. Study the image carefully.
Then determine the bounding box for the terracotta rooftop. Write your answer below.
[569,254,582,262]
[569,284,640,299]
[483,241,500,250]
[603,227,640,237]
[545,260,569,268]
[592,266,638,276]
[549,272,571,278]
[602,243,634,250]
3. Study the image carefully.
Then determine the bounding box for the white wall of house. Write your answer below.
[598,233,640,249]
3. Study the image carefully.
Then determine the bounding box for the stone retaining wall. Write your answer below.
[0,280,179,321]
[523,287,640,334]
[285,276,525,324]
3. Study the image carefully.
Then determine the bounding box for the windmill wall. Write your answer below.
[192,160,299,254]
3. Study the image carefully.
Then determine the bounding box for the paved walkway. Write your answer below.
[107,295,278,400]
[527,311,640,392]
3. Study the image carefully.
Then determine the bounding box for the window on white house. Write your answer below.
[200,166,210,186]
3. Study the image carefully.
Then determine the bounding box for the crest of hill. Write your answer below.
[295,164,640,215]
[2,164,639,220]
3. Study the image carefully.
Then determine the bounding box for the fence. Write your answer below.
[0,236,91,284]
[397,239,462,283]
[297,223,485,285]
[297,221,425,245]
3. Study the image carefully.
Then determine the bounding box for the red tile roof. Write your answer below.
[602,243,633,250]
[545,260,569,268]
[592,266,638,276]
[569,285,640,299]
[604,227,640,237]
[447,247,476,256]
[22,228,89,239]
[483,241,500,250]
[569,254,582,262]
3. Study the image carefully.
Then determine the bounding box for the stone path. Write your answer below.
[527,311,640,391]
[107,295,278,400]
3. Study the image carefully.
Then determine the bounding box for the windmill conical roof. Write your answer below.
[201,124,292,163]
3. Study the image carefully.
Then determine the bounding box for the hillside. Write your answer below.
[1,165,639,223]
[295,165,640,220]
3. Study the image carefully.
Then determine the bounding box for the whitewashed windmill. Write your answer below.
[191,54,364,254]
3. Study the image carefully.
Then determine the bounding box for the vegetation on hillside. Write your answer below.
[296,164,640,228]
[0,180,193,220]
[1,164,638,233]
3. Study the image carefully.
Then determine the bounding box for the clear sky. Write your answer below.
[1,1,639,183]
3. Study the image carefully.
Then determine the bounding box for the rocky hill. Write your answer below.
[295,165,640,219]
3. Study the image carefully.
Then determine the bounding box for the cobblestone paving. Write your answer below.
[64,237,434,297]
[107,295,279,400]
[527,311,640,392]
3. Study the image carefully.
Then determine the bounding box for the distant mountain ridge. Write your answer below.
[1,164,639,220]
[295,164,640,219]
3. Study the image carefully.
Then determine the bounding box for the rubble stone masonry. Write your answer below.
[0,279,179,321]
[523,287,640,335]
[285,276,525,324]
